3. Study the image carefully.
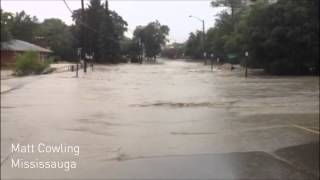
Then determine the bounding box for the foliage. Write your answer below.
[1,10,76,61]
[72,0,128,63]
[36,18,76,60]
[1,10,13,42]
[185,31,203,59]
[211,0,243,17]
[6,11,39,42]
[15,51,51,76]
[120,37,141,57]
[203,0,319,75]
[133,20,169,58]
[2,1,129,63]
[242,0,319,74]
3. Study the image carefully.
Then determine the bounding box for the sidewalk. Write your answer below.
[1,70,14,93]
[0,63,75,94]
[0,69,14,80]
[0,84,13,94]
[1,74,43,94]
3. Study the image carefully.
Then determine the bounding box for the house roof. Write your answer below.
[1,39,52,53]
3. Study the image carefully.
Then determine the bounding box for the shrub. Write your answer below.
[15,51,50,76]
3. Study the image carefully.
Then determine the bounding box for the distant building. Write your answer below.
[0,39,52,66]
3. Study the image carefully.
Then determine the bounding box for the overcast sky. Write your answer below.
[1,0,226,43]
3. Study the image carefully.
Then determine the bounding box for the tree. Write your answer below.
[133,20,169,60]
[37,18,75,60]
[204,0,318,74]
[1,10,79,61]
[207,12,237,62]
[186,11,241,62]
[242,0,319,74]
[1,10,13,42]
[211,0,243,18]
[120,37,139,56]
[8,11,39,42]
[72,0,127,63]
[86,0,103,60]
[185,31,203,58]
[98,5,128,62]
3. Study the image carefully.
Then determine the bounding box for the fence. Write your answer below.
[52,63,83,73]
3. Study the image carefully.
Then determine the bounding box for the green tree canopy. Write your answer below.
[133,20,169,58]
[1,10,13,42]
[185,31,203,59]
[242,0,319,74]
[211,0,243,17]
[8,11,39,42]
[37,18,75,60]
[72,0,128,63]
[204,0,319,74]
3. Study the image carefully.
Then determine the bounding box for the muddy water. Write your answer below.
[1,59,319,179]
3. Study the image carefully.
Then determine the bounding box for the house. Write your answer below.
[0,39,52,67]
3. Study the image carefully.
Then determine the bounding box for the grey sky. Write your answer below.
[1,0,225,43]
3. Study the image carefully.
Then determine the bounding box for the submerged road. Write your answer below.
[1,59,319,179]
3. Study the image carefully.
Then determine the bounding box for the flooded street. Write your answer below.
[1,59,319,179]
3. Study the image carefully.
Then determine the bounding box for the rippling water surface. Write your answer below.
[1,59,319,178]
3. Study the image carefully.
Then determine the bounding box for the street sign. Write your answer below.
[227,53,237,59]
[227,53,238,64]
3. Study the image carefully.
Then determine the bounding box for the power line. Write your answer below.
[61,0,119,43]
[62,0,73,14]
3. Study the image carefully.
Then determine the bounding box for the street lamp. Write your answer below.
[189,15,206,63]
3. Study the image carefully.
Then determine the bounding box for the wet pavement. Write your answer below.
[1,59,319,179]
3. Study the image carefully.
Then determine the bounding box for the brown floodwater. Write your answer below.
[1,59,319,179]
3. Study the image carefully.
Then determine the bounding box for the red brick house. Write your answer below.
[1,39,52,67]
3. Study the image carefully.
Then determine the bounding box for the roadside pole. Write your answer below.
[81,0,87,73]
[76,48,81,78]
[245,51,249,78]
[92,62,94,71]
[76,60,79,77]
[210,53,214,71]
[84,57,87,73]
[202,19,206,65]
[92,52,94,72]
[188,15,206,65]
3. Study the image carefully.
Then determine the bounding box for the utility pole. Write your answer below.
[189,15,206,64]
[91,52,94,72]
[245,51,249,78]
[76,48,81,77]
[202,19,206,65]
[210,53,214,71]
[201,20,206,61]
[81,0,87,73]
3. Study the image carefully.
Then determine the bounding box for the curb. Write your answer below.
[1,84,14,94]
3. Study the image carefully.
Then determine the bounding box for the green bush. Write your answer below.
[15,51,50,76]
